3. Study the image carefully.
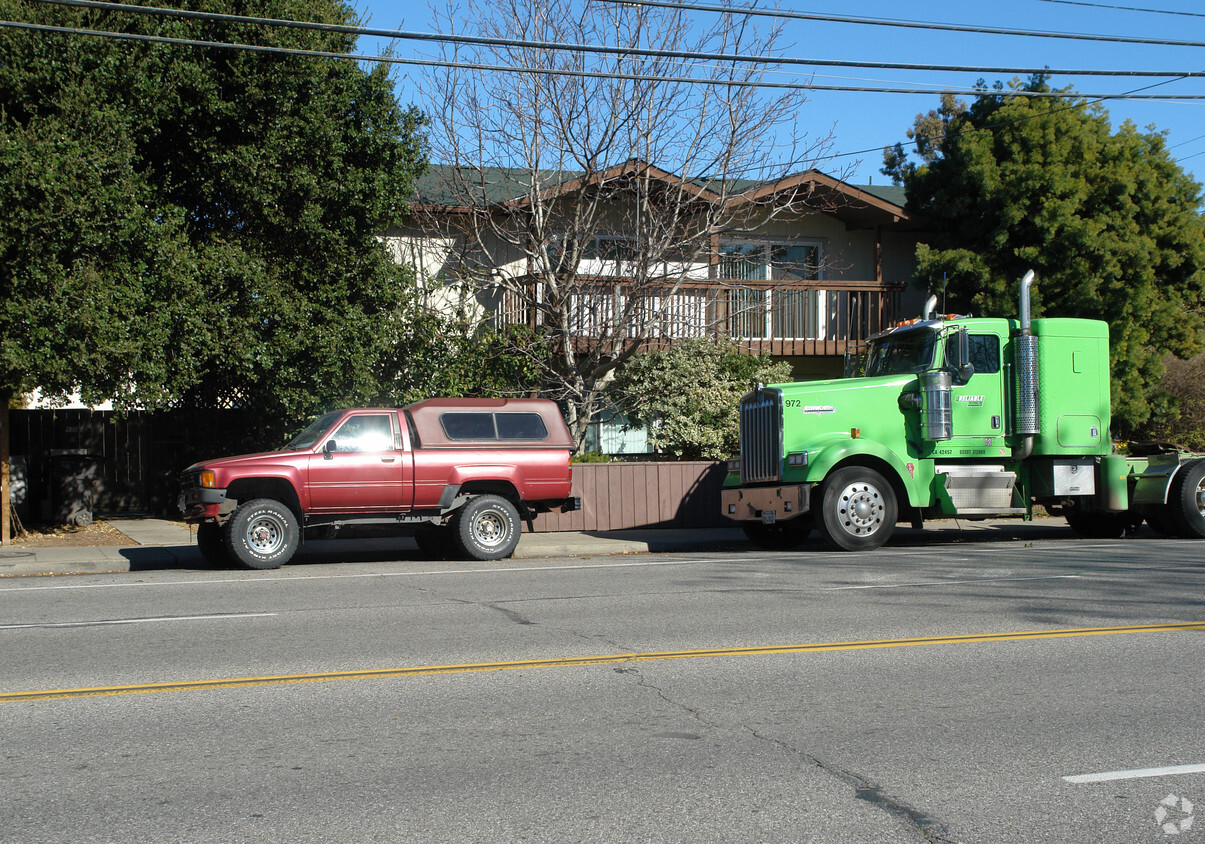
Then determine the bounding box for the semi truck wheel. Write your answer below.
[225,498,300,569]
[196,521,235,567]
[742,517,813,550]
[1168,458,1205,539]
[814,467,897,552]
[453,494,522,560]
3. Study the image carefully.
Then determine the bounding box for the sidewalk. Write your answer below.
[0,516,1079,579]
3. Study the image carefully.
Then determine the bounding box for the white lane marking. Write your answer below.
[822,575,1083,591]
[1063,763,1205,784]
[0,613,276,630]
[0,560,712,592]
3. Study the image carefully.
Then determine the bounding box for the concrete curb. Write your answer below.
[0,517,1096,580]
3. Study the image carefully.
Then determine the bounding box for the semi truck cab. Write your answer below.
[722,271,1205,551]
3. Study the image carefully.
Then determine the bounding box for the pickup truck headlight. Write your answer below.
[199,470,217,489]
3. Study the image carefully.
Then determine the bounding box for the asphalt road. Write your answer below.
[1,533,1203,843]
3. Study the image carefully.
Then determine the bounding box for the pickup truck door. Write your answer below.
[307,411,411,512]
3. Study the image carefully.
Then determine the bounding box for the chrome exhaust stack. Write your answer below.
[1013,270,1039,458]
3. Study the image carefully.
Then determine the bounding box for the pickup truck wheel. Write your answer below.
[742,517,813,550]
[453,495,521,561]
[814,467,897,552]
[225,498,299,569]
[196,522,235,567]
[1168,458,1205,538]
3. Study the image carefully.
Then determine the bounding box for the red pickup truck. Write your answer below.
[178,398,580,568]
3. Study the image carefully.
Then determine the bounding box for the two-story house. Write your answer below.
[383,161,930,451]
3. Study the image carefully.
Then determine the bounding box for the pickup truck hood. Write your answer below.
[186,449,311,472]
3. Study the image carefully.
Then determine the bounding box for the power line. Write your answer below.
[597,0,1205,49]
[1031,0,1205,19]
[21,0,1205,80]
[8,18,1205,100]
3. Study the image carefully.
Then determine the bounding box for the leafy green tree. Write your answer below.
[888,77,1205,434]
[611,339,792,460]
[0,0,428,537]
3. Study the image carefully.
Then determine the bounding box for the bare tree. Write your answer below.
[414,0,839,445]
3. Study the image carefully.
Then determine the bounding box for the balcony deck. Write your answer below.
[490,276,906,357]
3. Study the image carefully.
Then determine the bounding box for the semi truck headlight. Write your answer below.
[786,452,808,467]
[726,459,741,473]
[200,470,216,489]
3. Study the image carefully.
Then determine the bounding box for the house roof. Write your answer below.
[413,161,914,229]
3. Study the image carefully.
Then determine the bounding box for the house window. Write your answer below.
[720,242,822,340]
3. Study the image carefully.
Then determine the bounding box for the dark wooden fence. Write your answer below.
[8,409,726,532]
[531,461,730,532]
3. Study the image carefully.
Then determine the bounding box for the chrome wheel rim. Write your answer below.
[1196,476,1205,518]
[471,508,509,549]
[246,513,286,556]
[835,481,885,537]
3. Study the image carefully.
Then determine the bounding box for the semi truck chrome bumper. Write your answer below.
[722,484,812,523]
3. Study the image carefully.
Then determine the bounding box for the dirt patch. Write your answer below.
[5,520,133,548]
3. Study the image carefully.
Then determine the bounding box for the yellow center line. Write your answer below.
[5,622,1203,703]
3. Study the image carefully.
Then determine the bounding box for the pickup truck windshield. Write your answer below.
[282,411,342,450]
[864,328,937,376]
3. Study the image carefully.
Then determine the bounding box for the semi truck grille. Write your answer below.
[739,388,782,484]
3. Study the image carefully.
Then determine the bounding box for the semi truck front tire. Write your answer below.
[814,467,897,552]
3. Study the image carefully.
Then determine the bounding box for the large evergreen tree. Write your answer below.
[0,0,427,539]
[1,0,427,417]
[885,78,1205,435]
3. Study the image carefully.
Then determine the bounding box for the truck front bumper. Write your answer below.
[721,484,812,523]
[178,487,227,520]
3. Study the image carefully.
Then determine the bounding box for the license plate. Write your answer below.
[761,510,777,525]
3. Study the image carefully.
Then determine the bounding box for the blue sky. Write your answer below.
[350,0,1205,184]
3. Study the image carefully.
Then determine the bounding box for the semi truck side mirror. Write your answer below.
[949,328,974,386]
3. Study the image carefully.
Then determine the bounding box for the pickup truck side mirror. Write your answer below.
[323,440,337,459]
[948,328,975,386]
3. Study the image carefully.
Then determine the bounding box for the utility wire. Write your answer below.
[7,19,1205,100]
[1032,0,1205,19]
[597,0,1205,49]
[22,0,1205,79]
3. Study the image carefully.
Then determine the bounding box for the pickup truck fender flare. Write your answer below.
[440,465,526,505]
[804,437,929,509]
[223,468,305,513]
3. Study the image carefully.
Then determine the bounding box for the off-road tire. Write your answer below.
[225,498,299,570]
[452,495,522,561]
[814,466,897,552]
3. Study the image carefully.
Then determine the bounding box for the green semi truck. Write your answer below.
[721,270,1205,551]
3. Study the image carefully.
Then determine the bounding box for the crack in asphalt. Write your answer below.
[615,663,955,844]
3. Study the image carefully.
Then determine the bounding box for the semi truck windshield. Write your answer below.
[864,329,937,376]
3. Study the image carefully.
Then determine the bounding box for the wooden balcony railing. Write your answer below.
[491,278,905,357]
